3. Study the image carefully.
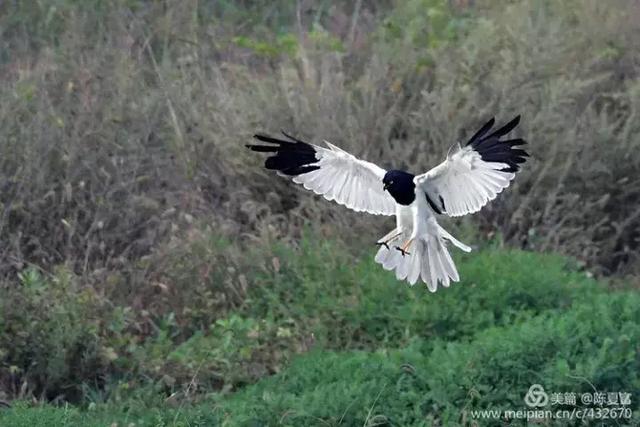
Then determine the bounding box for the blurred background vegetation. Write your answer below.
[0,0,639,425]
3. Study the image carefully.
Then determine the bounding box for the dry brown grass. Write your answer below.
[0,1,638,279]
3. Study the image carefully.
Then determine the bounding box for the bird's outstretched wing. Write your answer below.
[247,131,396,215]
[415,116,528,217]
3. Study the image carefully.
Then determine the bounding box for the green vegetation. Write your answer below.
[1,243,638,425]
[0,235,604,402]
[221,293,640,425]
[1,0,639,425]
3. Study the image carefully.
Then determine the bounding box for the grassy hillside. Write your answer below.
[1,243,638,425]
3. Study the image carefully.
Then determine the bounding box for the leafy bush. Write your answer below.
[0,268,111,402]
[0,400,220,427]
[217,292,640,425]
[244,237,602,349]
[1,273,636,425]
[0,230,607,404]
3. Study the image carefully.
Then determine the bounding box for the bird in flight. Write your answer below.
[247,116,528,291]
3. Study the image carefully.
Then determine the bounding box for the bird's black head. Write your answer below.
[382,170,416,205]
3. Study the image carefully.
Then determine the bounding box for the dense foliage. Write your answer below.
[0,234,603,401]
[2,243,638,425]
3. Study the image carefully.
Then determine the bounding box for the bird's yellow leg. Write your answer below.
[395,238,414,256]
[400,238,414,252]
[376,231,403,249]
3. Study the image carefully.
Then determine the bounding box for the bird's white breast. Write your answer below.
[396,204,413,231]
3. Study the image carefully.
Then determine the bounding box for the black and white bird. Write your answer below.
[247,116,528,291]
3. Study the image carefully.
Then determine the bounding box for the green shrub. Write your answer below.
[0,232,605,404]
[0,400,221,427]
[217,292,640,425]
[0,268,111,402]
[244,237,602,349]
[3,287,635,426]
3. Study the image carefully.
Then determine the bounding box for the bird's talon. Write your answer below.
[375,241,390,250]
[395,246,410,257]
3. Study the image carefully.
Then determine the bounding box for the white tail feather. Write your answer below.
[374,223,470,291]
[436,223,472,252]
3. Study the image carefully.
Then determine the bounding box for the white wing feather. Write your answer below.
[414,116,527,217]
[415,145,515,217]
[292,141,396,215]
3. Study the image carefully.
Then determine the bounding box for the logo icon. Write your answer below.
[524,384,549,407]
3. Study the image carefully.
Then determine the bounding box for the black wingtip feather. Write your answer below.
[467,115,528,173]
[280,129,305,144]
[253,133,293,145]
[485,115,520,140]
[246,144,278,152]
[503,138,527,147]
[466,117,495,146]
[247,131,320,177]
